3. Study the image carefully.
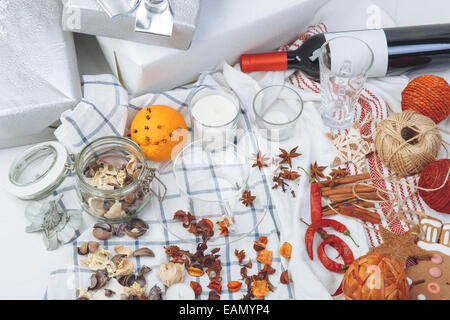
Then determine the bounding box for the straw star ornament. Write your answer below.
[327,120,374,172]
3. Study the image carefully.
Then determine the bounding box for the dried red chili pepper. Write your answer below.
[317,234,354,273]
[331,282,343,297]
[298,166,322,225]
[303,218,358,260]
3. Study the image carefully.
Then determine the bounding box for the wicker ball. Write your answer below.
[418,159,450,214]
[401,75,450,124]
[342,252,409,300]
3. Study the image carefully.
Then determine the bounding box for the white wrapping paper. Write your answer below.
[97,0,330,96]
[0,0,81,148]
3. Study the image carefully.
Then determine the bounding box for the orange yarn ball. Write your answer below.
[418,159,450,214]
[401,75,450,124]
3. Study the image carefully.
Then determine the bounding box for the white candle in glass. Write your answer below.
[189,87,239,148]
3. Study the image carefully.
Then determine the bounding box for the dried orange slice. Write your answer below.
[279,242,292,258]
[251,280,269,298]
[256,250,273,265]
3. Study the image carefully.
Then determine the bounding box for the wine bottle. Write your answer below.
[240,24,450,81]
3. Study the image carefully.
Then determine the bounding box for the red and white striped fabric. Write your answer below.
[284,23,426,248]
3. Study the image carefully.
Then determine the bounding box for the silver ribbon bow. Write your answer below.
[97,0,173,37]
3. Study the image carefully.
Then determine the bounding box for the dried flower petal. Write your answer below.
[148,285,162,300]
[190,281,202,297]
[208,291,221,300]
[132,247,155,257]
[234,249,246,264]
[242,260,252,269]
[114,245,132,257]
[280,270,289,284]
[158,261,185,287]
[207,279,222,294]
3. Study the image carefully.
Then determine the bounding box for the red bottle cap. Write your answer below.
[240,52,288,73]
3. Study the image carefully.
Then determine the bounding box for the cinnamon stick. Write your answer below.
[323,200,374,211]
[321,184,377,197]
[322,201,374,216]
[323,205,381,224]
[318,172,371,188]
[329,191,386,203]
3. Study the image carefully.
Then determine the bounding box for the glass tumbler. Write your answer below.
[319,36,374,129]
[253,85,303,141]
[171,140,268,245]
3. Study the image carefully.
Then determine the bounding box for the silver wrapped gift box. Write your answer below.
[62,0,201,50]
[0,0,81,148]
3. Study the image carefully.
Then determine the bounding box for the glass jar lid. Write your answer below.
[6,141,71,200]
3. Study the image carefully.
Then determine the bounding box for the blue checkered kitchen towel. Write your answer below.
[46,73,293,300]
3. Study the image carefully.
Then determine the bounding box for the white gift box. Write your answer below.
[97,0,329,96]
[62,0,201,50]
[0,0,81,148]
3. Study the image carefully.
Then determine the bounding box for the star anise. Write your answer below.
[280,169,300,180]
[251,151,270,171]
[322,176,336,187]
[329,167,348,179]
[241,190,256,207]
[310,161,327,181]
[278,147,302,168]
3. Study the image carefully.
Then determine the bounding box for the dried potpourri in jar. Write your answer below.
[78,144,150,222]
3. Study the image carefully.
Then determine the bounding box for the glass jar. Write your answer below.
[75,136,166,222]
[6,136,166,223]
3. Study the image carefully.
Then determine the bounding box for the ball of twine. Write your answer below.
[418,159,450,214]
[401,75,450,124]
[375,110,442,176]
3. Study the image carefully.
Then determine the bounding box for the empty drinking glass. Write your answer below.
[319,36,374,129]
[253,85,303,141]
